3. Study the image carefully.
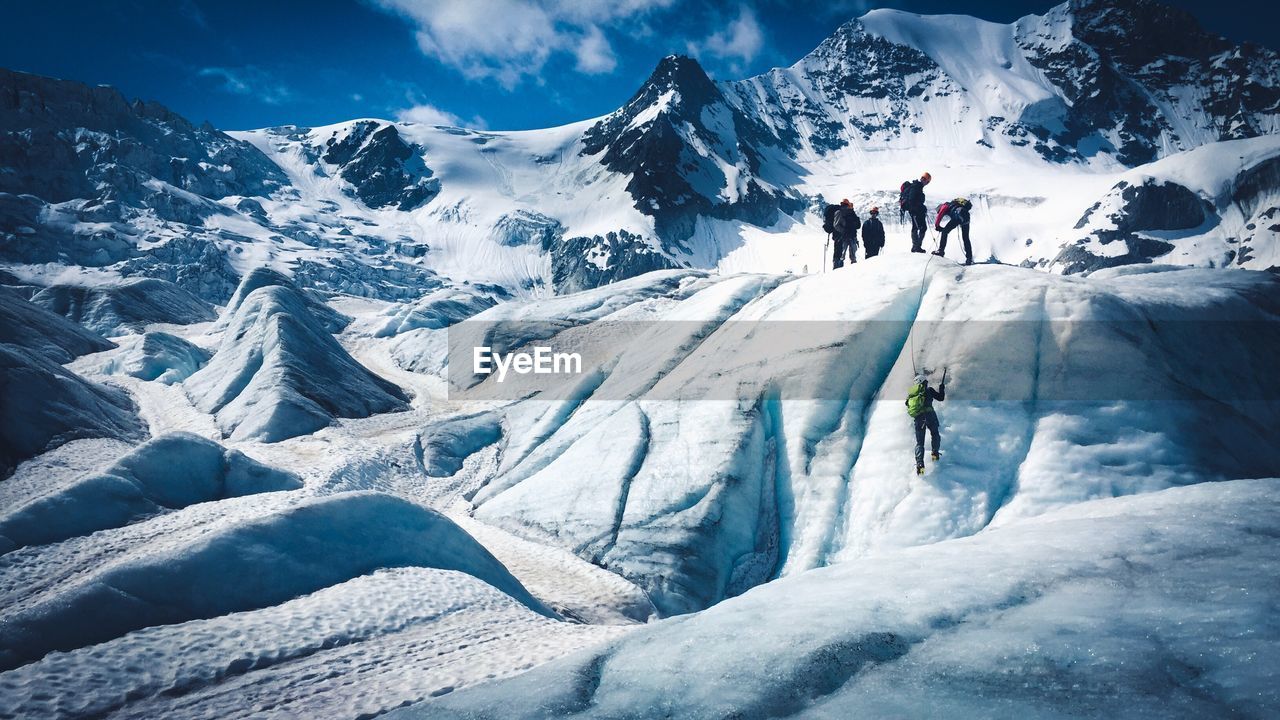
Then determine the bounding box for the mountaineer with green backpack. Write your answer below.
[906,370,946,475]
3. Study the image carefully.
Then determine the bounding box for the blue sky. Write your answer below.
[0,0,1268,132]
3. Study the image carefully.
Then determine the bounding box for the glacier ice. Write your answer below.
[219,266,351,334]
[78,331,211,385]
[408,479,1280,719]
[465,259,1280,615]
[0,490,549,671]
[30,277,216,336]
[0,285,114,363]
[0,344,145,478]
[185,281,408,442]
[0,432,300,554]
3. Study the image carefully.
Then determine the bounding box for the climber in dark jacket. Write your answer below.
[934,197,974,265]
[906,372,945,474]
[900,172,931,253]
[861,207,885,258]
[832,199,860,269]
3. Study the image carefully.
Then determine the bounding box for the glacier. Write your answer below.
[414,479,1280,719]
[0,0,1278,716]
[459,259,1280,615]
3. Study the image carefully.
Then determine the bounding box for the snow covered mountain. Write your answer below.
[2,0,1280,716]
[3,0,1279,303]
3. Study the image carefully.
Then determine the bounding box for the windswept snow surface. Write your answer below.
[414,479,1280,719]
[0,568,628,720]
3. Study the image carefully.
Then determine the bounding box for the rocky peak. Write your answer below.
[320,121,439,211]
[1068,0,1229,67]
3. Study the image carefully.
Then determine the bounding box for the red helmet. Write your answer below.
[840,198,851,207]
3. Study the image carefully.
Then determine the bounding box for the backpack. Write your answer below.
[822,204,840,234]
[898,182,911,210]
[834,207,859,237]
[934,202,950,230]
[906,381,930,417]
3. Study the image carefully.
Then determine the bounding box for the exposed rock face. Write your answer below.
[0,69,287,204]
[320,121,440,211]
[548,230,678,296]
[581,56,805,251]
[1054,180,1212,273]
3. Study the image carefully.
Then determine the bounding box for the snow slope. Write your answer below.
[6,0,1277,304]
[0,285,114,363]
[1051,134,1280,272]
[29,277,215,336]
[0,568,627,720]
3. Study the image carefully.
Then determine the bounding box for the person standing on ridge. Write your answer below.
[832,199,861,268]
[899,172,931,253]
[862,206,885,258]
[821,200,841,266]
[906,371,945,475]
[934,197,974,265]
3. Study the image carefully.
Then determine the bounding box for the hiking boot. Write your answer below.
[931,250,945,257]
[916,466,925,476]
[964,258,974,266]
[911,248,925,254]
[931,452,940,462]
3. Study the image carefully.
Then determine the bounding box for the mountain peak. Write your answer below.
[642,54,717,98]
[1068,0,1229,63]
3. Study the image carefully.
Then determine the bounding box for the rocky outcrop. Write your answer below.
[321,121,439,211]
[1053,179,1213,273]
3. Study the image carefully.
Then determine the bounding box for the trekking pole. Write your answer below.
[823,233,830,274]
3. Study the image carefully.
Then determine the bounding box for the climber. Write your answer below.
[822,201,841,239]
[862,206,885,258]
[832,199,860,268]
[934,197,974,265]
[906,371,945,475]
[899,172,931,253]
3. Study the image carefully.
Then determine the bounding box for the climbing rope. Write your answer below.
[908,227,942,375]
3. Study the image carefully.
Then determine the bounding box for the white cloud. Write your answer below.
[396,103,463,126]
[370,0,673,89]
[197,66,292,105]
[574,25,617,74]
[692,6,764,66]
